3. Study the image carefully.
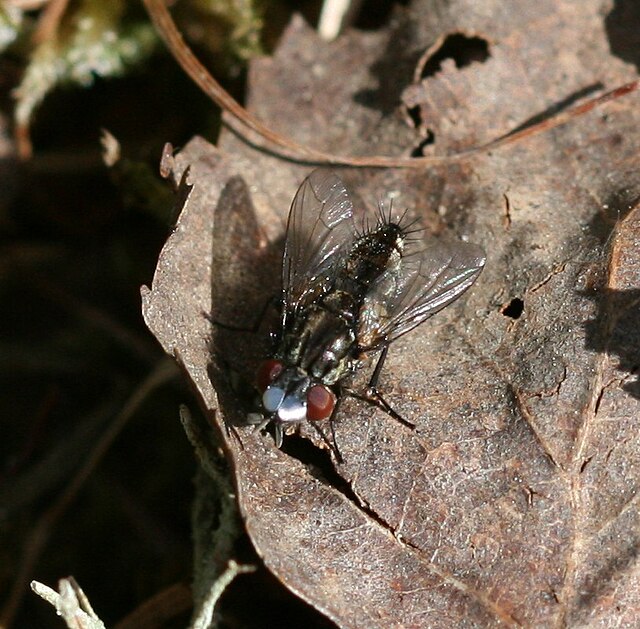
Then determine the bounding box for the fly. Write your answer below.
[251,170,486,456]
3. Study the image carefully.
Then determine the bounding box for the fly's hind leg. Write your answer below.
[364,388,415,429]
[345,346,416,429]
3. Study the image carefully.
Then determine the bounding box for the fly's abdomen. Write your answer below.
[338,223,406,348]
[341,223,404,294]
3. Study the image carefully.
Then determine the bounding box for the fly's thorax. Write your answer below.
[306,315,356,385]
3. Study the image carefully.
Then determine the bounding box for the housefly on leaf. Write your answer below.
[250,170,486,457]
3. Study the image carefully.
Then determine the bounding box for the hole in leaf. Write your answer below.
[406,105,422,128]
[353,0,410,30]
[420,33,490,79]
[410,129,435,156]
[605,0,640,72]
[502,297,524,319]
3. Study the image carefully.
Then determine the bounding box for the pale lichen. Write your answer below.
[0,3,23,52]
[13,0,156,138]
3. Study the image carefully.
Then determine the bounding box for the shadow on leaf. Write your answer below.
[207,176,282,427]
[583,287,640,399]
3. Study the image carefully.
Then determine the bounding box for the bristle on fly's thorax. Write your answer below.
[344,205,423,290]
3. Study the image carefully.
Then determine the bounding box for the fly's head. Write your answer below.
[255,359,337,427]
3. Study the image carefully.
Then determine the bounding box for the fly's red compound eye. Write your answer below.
[306,385,337,421]
[256,359,284,391]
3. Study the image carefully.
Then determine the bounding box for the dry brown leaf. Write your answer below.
[142,1,640,626]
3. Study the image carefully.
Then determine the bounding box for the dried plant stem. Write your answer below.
[190,561,256,629]
[142,0,639,168]
[32,0,70,44]
[31,577,105,629]
[142,0,355,165]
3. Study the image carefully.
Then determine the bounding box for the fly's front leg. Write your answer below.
[203,294,281,335]
[273,421,284,448]
[345,346,415,429]
[328,393,344,462]
[305,393,344,463]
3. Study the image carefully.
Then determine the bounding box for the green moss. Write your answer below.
[0,3,23,52]
[14,0,157,131]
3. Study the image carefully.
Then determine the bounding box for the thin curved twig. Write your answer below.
[142,0,639,168]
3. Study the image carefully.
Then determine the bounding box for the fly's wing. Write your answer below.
[282,170,357,315]
[362,239,486,347]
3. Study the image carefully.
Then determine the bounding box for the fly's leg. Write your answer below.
[274,421,284,448]
[346,346,416,429]
[246,414,283,447]
[253,414,344,462]
[307,420,343,463]
[364,389,415,429]
[329,403,343,463]
[368,345,389,391]
[316,394,344,463]
[257,403,344,461]
[291,393,344,462]
[203,294,281,334]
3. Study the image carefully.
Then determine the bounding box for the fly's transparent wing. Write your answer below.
[360,239,486,347]
[283,170,357,313]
